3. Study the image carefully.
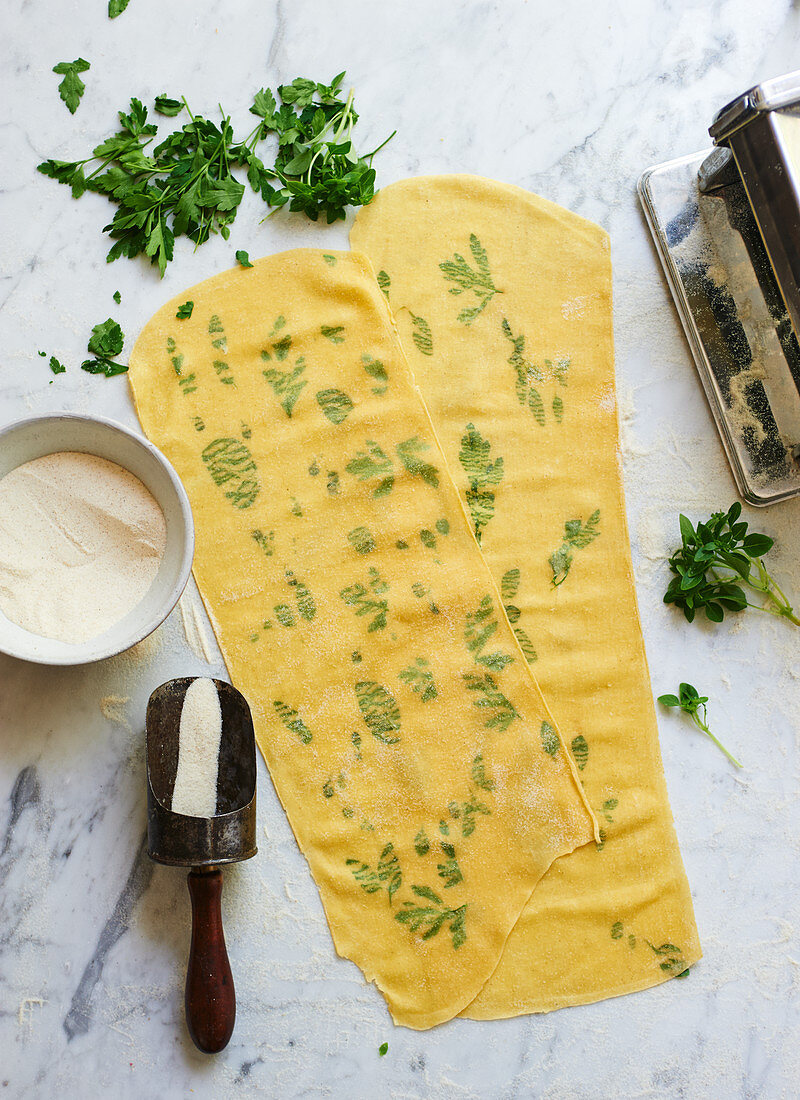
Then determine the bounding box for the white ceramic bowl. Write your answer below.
[0,413,194,665]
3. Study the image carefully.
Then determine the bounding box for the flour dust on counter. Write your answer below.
[0,451,166,643]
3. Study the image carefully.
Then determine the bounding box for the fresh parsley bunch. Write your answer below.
[37,73,393,276]
[664,502,798,625]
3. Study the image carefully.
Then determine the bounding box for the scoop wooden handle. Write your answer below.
[185,868,235,1053]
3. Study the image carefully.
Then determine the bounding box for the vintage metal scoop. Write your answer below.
[146,677,257,1054]
[639,71,800,506]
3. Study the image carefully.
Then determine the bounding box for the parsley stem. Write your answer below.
[365,130,397,161]
[693,710,742,768]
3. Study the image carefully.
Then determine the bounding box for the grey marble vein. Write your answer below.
[63,833,154,1041]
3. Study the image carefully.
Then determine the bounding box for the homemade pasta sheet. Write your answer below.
[352,175,701,1016]
[128,247,597,1029]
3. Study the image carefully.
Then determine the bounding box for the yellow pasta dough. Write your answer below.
[352,175,701,1015]
[128,249,596,1029]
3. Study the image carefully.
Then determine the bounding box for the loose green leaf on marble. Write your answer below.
[108,0,131,16]
[52,58,90,114]
[154,94,183,117]
[235,249,253,268]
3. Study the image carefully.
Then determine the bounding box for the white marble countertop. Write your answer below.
[2,1,800,1096]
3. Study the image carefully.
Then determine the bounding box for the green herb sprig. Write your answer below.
[664,503,798,625]
[37,74,393,276]
[657,682,742,768]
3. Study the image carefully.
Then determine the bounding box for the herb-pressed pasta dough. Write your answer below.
[128,249,596,1029]
[352,175,701,1015]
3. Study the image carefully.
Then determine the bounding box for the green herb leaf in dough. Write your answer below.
[176,301,194,320]
[409,312,433,356]
[471,754,495,791]
[316,388,354,424]
[540,721,560,757]
[396,437,439,487]
[458,423,503,545]
[354,681,401,744]
[347,526,376,554]
[273,700,312,744]
[550,509,600,586]
[462,671,519,731]
[340,566,389,631]
[439,233,501,324]
[321,324,345,343]
[571,734,589,770]
[376,270,391,298]
[398,658,437,702]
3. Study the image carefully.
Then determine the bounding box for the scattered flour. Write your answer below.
[0,451,166,643]
[171,677,222,818]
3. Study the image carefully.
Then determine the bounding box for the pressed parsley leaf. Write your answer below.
[176,300,194,320]
[37,75,392,274]
[154,94,183,117]
[235,250,253,268]
[108,0,131,16]
[52,58,90,115]
[49,355,66,375]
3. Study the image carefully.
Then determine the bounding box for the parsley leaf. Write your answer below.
[82,317,127,377]
[235,250,253,268]
[108,0,131,16]
[378,1042,388,1057]
[154,94,183,117]
[112,290,121,304]
[88,318,124,358]
[52,58,90,115]
[49,356,66,375]
[176,300,194,320]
